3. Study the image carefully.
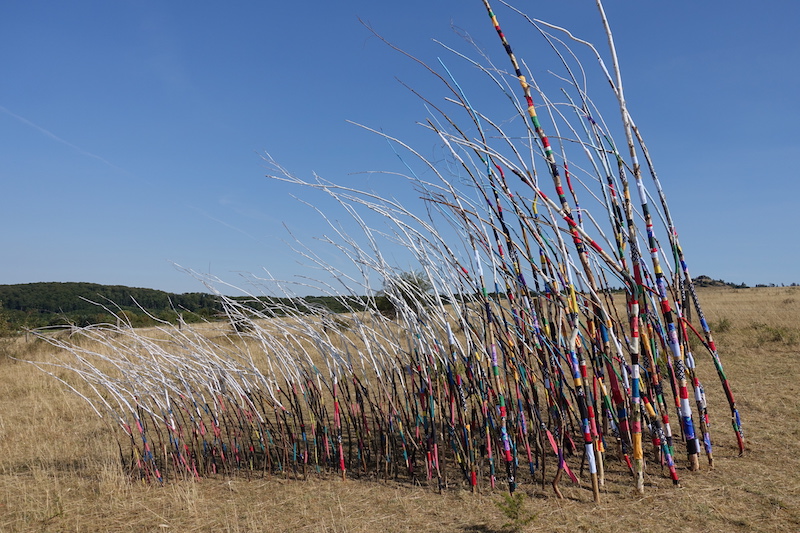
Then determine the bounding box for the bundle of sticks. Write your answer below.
[33,0,742,502]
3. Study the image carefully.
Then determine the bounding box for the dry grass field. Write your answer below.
[0,286,797,532]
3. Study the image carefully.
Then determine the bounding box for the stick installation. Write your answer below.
[35,0,742,502]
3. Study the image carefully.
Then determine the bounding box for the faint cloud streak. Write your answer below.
[0,105,127,173]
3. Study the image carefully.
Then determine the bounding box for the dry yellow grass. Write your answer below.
[0,286,798,532]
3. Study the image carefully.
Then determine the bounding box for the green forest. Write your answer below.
[0,282,362,335]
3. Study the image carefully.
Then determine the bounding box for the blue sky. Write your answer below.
[2,1,798,295]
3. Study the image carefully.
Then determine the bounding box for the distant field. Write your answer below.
[0,286,798,532]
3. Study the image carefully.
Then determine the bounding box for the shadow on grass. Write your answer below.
[460,526,504,533]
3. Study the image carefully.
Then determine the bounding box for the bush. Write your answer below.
[496,492,536,532]
[713,317,732,333]
[377,270,433,319]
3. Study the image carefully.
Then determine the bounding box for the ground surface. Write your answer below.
[0,286,798,532]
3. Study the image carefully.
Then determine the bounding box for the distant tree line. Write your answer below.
[0,282,369,335]
[694,275,798,289]
[1,276,795,336]
[0,282,223,332]
[693,276,750,289]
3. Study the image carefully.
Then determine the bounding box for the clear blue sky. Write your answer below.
[2,1,798,295]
